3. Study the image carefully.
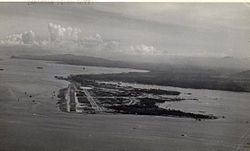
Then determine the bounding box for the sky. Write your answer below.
[0,3,250,61]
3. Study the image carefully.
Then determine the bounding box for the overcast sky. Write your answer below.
[0,3,250,60]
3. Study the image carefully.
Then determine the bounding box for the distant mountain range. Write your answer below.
[2,44,249,71]
[11,54,135,69]
[233,70,250,78]
[11,53,250,72]
[11,53,250,92]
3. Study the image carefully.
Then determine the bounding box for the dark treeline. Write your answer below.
[71,72,249,92]
[107,105,217,120]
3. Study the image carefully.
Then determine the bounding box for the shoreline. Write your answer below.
[10,55,250,93]
[71,73,250,93]
[56,78,218,120]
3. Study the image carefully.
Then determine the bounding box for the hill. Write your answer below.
[11,54,250,92]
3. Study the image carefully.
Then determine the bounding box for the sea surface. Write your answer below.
[0,58,250,151]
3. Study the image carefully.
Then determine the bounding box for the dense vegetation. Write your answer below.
[72,72,249,92]
[107,105,217,119]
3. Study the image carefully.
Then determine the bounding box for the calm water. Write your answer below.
[1,58,250,123]
[0,58,148,82]
[1,58,250,151]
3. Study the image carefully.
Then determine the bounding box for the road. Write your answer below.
[82,89,103,112]
[65,85,71,112]
[66,83,103,112]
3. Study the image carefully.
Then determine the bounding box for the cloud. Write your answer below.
[0,23,160,56]
[0,23,120,53]
[48,23,81,44]
[80,33,103,48]
[80,34,120,52]
[104,40,120,50]
[22,30,35,44]
[46,24,121,53]
[46,23,113,51]
[0,30,36,45]
[127,44,160,55]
